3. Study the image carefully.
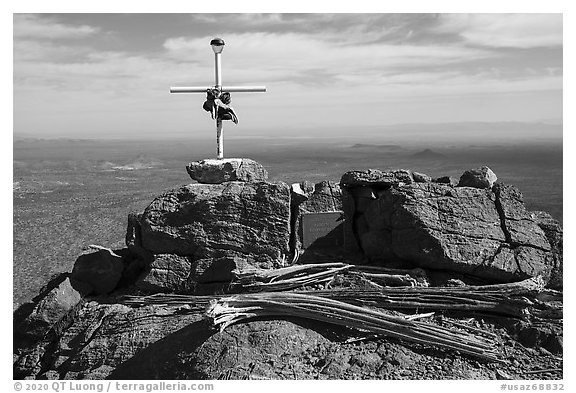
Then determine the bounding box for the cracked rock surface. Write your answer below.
[14,164,562,380]
[137,181,291,287]
[186,158,268,184]
[341,170,561,286]
[14,302,562,380]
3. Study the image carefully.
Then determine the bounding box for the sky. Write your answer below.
[13,13,563,139]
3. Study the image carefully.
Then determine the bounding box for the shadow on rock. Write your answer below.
[109,319,216,379]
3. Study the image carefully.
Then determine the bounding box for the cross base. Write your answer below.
[186,158,268,184]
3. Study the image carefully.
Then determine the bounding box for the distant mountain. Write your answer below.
[112,154,164,171]
[411,149,446,160]
[97,161,117,170]
[350,144,402,150]
[14,136,95,144]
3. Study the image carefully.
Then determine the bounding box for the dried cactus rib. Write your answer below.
[206,292,502,362]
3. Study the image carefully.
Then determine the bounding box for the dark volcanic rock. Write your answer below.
[186,158,268,184]
[532,211,563,289]
[140,181,291,276]
[372,183,508,279]
[17,276,83,341]
[18,302,206,379]
[340,169,559,284]
[433,176,459,186]
[413,172,432,183]
[192,256,250,283]
[70,249,124,295]
[14,299,564,380]
[136,254,254,293]
[136,254,194,293]
[192,319,333,379]
[340,169,413,188]
[507,320,563,355]
[299,181,342,213]
[126,213,146,253]
[341,186,361,254]
[125,213,153,264]
[14,293,564,380]
[458,166,497,189]
[493,184,551,250]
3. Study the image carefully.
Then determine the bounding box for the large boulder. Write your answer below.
[16,275,83,341]
[70,248,125,295]
[136,254,252,293]
[433,176,459,186]
[340,169,413,188]
[458,166,497,189]
[413,171,432,183]
[139,181,291,286]
[186,158,268,184]
[340,169,559,284]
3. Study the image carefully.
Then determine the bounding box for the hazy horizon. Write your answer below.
[13,120,563,145]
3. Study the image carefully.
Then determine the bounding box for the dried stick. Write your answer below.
[206,292,502,362]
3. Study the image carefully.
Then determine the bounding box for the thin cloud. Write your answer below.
[185,14,437,46]
[14,39,94,62]
[163,32,494,85]
[14,14,99,40]
[436,14,562,48]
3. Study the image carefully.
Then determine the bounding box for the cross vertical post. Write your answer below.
[212,40,224,158]
[214,50,222,88]
[170,37,266,160]
[216,119,223,159]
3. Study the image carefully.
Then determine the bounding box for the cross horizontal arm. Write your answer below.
[170,86,267,93]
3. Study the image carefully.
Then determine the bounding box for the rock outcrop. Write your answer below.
[340,169,414,188]
[340,167,560,285]
[141,181,290,259]
[458,166,498,189]
[413,171,432,183]
[16,275,83,341]
[131,181,291,292]
[433,176,459,186]
[532,211,563,289]
[186,158,268,184]
[15,301,206,380]
[70,248,125,296]
[13,161,563,380]
[135,254,252,293]
[14,302,562,380]
[135,254,194,293]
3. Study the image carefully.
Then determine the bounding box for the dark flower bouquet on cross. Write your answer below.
[203,88,238,124]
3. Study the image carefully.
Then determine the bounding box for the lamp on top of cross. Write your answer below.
[170,37,267,159]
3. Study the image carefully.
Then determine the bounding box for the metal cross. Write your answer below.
[170,37,266,159]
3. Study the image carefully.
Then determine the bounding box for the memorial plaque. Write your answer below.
[302,211,344,248]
